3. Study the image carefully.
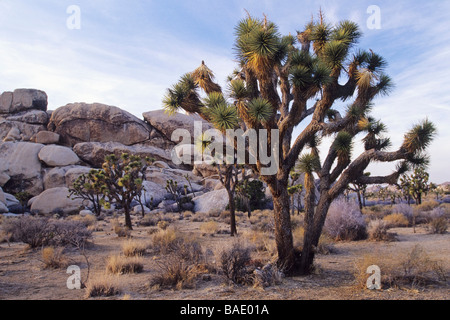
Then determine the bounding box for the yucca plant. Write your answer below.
[162,12,436,275]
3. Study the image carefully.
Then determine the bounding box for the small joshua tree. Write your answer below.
[399,166,430,205]
[69,169,107,216]
[101,153,151,230]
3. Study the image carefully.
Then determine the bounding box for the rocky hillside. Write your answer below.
[0,89,229,217]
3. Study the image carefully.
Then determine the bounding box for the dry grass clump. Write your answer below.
[192,212,208,222]
[69,214,97,227]
[139,214,159,227]
[111,219,131,238]
[85,274,120,298]
[150,235,209,290]
[292,226,335,255]
[183,211,193,219]
[253,263,283,289]
[426,207,449,234]
[428,216,448,234]
[396,245,446,286]
[157,220,170,230]
[106,255,144,274]
[417,200,440,212]
[151,257,198,290]
[219,210,230,220]
[218,241,253,285]
[353,245,446,289]
[242,230,276,256]
[383,213,410,228]
[42,247,68,269]
[368,219,397,242]
[353,253,388,289]
[3,217,92,248]
[151,228,178,254]
[362,205,389,220]
[122,239,148,257]
[200,221,219,234]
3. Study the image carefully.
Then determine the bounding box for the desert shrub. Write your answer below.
[253,263,283,288]
[42,247,68,269]
[151,228,178,254]
[3,217,53,248]
[151,256,197,290]
[3,217,92,248]
[243,230,276,255]
[106,255,144,274]
[68,215,97,227]
[111,219,131,238]
[51,220,93,247]
[192,212,208,222]
[200,221,219,234]
[324,199,367,241]
[417,200,440,212]
[139,214,159,227]
[183,211,193,219]
[157,220,170,230]
[122,239,148,257]
[396,245,446,286]
[392,203,413,221]
[219,210,230,220]
[172,238,204,264]
[428,216,448,234]
[353,254,388,289]
[85,275,120,298]
[292,226,334,255]
[219,242,252,285]
[368,219,396,242]
[354,245,446,289]
[383,213,410,227]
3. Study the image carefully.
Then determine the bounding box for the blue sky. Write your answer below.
[0,0,449,183]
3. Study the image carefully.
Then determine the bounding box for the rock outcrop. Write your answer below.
[38,145,80,167]
[30,187,84,215]
[0,89,49,142]
[0,89,256,217]
[193,189,228,214]
[0,142,45,196]
[73,142,173,168]
[48,103,170,148]
[143,110,213,145]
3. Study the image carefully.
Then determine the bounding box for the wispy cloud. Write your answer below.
[0,0,448,183]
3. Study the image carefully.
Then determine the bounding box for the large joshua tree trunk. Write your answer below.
[270,182,297,274]
[299,192,332,274]
[299,179,316,274]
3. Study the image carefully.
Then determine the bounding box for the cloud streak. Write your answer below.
[0,0,448,183]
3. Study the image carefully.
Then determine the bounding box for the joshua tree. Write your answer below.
[347,172,370,209]
[69,169,106,216]
[162,12,436,275]
[399,166,430,205]
[288,171,303,216]
[195,131,242,236]
[101,153,151,230]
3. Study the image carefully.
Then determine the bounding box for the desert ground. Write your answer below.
[0,204,448,301]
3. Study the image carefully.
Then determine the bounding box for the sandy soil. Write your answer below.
[0,213,448,301]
